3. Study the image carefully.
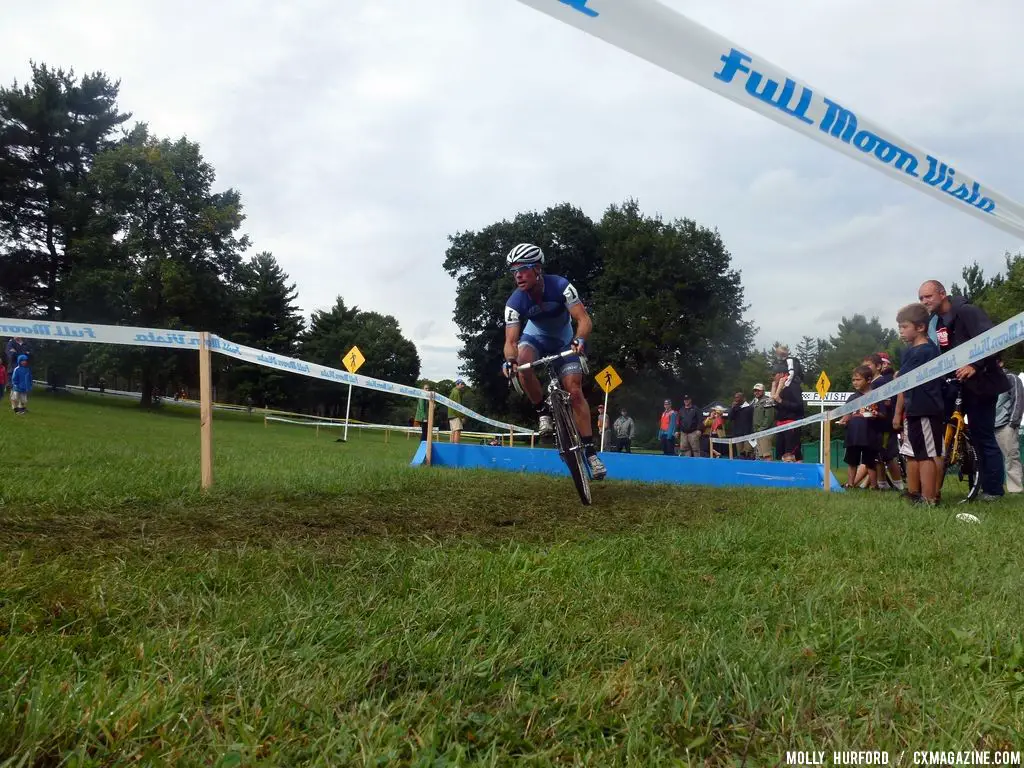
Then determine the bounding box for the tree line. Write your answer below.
[0,64,419,418]
[3,62,1019,434]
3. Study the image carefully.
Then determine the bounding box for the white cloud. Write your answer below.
[3,0,1023,381]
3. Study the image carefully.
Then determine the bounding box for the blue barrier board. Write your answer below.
[410,443,844,491]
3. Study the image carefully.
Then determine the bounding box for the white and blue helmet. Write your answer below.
[506,243,544,268]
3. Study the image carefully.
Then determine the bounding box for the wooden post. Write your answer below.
[385,427,390,444]
[425,393,435,466]
[316,423,319,439]
[199,331,213,490]
[728,441,734,460]
[530,433,535,449]
[509,426,514,447]
[823,418,832,493]
[600,389,610,451]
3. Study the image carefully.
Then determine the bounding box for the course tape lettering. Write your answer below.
[0,318,204,349]
[0,317,531,434]
[514,0,1024,236]
[712,310,1024,446]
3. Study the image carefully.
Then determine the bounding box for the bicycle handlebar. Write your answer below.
[514,349,586,372]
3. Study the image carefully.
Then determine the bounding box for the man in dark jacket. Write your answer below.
[677,395,702,457]
[728,391,755,458]
[919,280,1009,499]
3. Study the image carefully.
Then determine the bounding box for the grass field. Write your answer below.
[3,391,1023,766]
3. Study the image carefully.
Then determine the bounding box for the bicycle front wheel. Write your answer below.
[959,436,981,502]
[551,394,592,506]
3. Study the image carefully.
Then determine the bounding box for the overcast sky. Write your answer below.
[4,0,1023,380]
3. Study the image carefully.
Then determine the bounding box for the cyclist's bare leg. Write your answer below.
[560,372,592,438]
[515,345,544,406]
[886,458,903,481]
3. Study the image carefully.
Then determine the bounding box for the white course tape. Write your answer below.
[0,317,531,435]
[514,0,1024,237]
[712,310,1024,446]
[266,415,513,439]
[209,335,534,434]
[1,318,202,349]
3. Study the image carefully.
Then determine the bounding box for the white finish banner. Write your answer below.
[514,0,1024,237]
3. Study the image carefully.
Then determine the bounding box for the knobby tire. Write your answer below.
[551,393,591,506]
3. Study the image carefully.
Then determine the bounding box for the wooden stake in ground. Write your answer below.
[823,418,832,493]
[199,331,213,490]
[728,441,734,460]
[425,393,435,466]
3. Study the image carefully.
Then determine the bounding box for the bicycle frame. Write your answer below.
[514,349,589,446]
[943,382,967,465]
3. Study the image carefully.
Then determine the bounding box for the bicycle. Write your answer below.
[878,432,907,490]
[512,349,594,506]
[940,377,981,502]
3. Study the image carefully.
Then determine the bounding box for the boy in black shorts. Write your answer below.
[892,303,944,505]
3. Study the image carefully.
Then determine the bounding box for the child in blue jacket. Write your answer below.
[11,354,31,414]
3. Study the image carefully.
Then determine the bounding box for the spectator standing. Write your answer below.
[677,395,702,457]
[863,353,904,490]
[892,303,945,505]
[919,280,1009,500]
[994,360,1023,494]
[414,383,433,442]
[772,365,806,462]
[10,354,31,414]
[596,404,607,446]
[704,406,727,458]
[838,365,882,489]
[728,392,754,458]
[446,379,467,443]
[613,408,635,453]
[657,399,678,456]
[6,336,31,373]
[751,383,775,460]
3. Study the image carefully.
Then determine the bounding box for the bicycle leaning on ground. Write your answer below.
[512,349,594,506]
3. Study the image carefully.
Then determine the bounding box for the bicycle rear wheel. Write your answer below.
[551,393,592,506]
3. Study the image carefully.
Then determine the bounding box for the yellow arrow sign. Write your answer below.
[815,370,831,401]
[342,346,366,374]
[596,365,622,394]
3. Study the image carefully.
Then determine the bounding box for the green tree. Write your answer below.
[593,201,753,402]
[820,315,897,390]
[298,298,420,422]
[795,335,828,382]
[950,261,988,304]
[68,124,249,405]
[977,251,1024,370]
[716,349,773,402]
[443,200,754,425]
[221,251,306,407]
[0,63,129,317]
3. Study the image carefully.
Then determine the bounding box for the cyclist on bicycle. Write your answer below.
[501,243,607,480]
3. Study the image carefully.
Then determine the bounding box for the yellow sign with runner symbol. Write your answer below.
[596,365,622,394]
[815,370,831,401]
[342,345,366,374]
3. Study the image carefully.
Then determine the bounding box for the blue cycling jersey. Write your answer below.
[504,274,582,344]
